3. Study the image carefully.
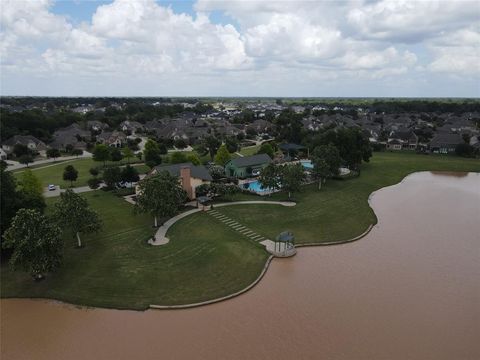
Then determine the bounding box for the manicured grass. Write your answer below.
[1,191,268,310]
[239,144,261,156]
[13,158,148,188]
[1,152,479,309]
[214,152,480,244]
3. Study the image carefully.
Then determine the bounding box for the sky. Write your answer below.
[1,0,479,97]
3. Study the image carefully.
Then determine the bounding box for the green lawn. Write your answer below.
[13,158,149,188]
[1,152,479,309]
[215,152,480,244]
[1,191,268,310]
[239,144,261,156]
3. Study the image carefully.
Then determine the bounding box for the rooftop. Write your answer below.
[154,162,212,181]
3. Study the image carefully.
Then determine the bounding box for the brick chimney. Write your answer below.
[180,166,193,199]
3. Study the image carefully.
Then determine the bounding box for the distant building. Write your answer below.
[225,154,272,178]
[97,131,127,148]
[429,133,464,154]
[386,129,418,150]
[50,124,89,151]
[119,121,144,133]
[87,120,109,131]
[2,135,47,156]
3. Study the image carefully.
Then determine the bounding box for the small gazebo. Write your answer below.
[279,143,308,159]
[273,231,297,257]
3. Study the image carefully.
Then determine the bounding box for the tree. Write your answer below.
[187,153,201,165]
[19,169,43,197]
[258,164,280,195]
[257,143,274,158]
[214,143,231,166]
[103,166,122,189]
[1,162,22,238]
[122,147,134,164]
[63,165,78,187]
[46,148,61,161]
[121,165,140,185]
[110,147,123,163]
[87,178,101,190]
[2,209,63,279]
[19,154,34,167]
[135,172,187,227]
[203,135,221,161]
[89,167,99,177]
[170,151,188,164]
[53,189,102,248]
[208,164,225,180]
[311,144,342,190]
[279,163,305,199]
[174,138,187,149]
[313,128,371,169]
[144,139,162,168]
[13,144,30,158]
[71,148,83,157]
[455,143,476,158]
[93,144,110,167]
[225,137,239,153]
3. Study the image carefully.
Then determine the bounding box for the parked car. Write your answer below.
[48,184,56,191]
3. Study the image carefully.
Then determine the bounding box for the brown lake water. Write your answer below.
[1,171,479,360]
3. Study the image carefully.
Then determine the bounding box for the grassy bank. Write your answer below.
[1,152,479,309]
[214,152,480,244]
[1,191,268,310]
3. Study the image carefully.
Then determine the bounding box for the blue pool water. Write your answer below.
[243,180,271,194]
[301,160,313,169]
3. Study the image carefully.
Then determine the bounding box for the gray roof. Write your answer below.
[276,231,295,242]
[228,153,272,168]
[429,133,464,147]
[279,143,305,151]
[2,135,46,149]
[153,162,212,181]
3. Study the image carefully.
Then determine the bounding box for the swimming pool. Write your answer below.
[242,180,272,194]
[300,160,313,169]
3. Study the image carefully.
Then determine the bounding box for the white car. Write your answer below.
[48,184,56,191]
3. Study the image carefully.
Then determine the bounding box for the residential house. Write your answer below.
[249,119,274,134]
[225,154,272,178]
[386,129,418,150]
[97,131,127,148]
[2,135,48,156]
[120,121,144,133]
[429,133,464,154]
[148,162,212,199]
[50,124,90,151]
[87,120,109,132]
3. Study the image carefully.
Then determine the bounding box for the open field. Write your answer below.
[1,191,268,309]
[13,158,149,188]
[2,152,479,309]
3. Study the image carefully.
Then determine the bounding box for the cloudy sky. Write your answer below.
[1,0,479,97]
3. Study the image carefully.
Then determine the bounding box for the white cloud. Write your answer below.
[347,0,479,42]
[0,0,478,96]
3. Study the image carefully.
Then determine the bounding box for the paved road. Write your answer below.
[6,152,92,172]
[43,184,103,198]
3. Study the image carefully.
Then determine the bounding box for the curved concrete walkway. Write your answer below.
[148,201,296,246]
